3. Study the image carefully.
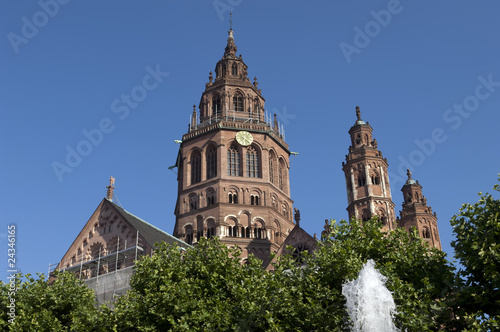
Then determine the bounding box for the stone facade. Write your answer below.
[342,106,397,230]
[342,107,442,249]
[397,170,442,250]
[173,28,298,264]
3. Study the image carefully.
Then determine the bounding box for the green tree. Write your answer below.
[109,220,456,331]
[450,176,500,329]
[0,271,99,331]
[316,218,456,331]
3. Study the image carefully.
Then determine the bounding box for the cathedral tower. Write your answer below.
[397,170,442,249]
[342,106,396,229]
[172,27,296,263]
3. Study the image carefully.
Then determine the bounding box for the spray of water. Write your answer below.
[342,259,399,332]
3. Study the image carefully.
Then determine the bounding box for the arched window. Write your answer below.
[278,159,285,190]
[233,93,243,112]
[185,226,193,245]
[207,219,216,239]
[282,204,288,218]
[228,192,238,204]
[423,227,431,238]
[251,195,259,205]
[227,144,241,176]
[212,95,221,114]
[269,151,275,184]
[189,194,199,211]
[191,151,201,184]
[222,64,226,77]
[246,146,259,178]
[206,188,216,206]
[358,174,366,187]
[271,196,277,209]
[206,146,217,179]
[355,134,361,145]
[232,63,238,75]
[361,210,370,222]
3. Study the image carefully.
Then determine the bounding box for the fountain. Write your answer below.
[342,259,399,332]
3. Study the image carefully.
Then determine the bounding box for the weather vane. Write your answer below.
[229,12,233,30]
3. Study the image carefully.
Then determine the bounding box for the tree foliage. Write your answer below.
[451,176,500,329]
[5,179,500,330]
[104,219,456,331]
[0,271,99,331]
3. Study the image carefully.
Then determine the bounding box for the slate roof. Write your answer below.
[106,199,190,250]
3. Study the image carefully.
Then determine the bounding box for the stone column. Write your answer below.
[350,169,357,200]
[365,165,373,196]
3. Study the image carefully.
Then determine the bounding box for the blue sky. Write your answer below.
[1,1,499,280]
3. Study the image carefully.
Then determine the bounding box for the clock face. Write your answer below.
[236,131,253,146]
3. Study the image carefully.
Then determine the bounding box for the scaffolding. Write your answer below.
[189,109,286,140]
[49,231,144,281]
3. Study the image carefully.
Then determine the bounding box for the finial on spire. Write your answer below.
[407,169,412,179]
[224,13,237,57]
[106,176,115,201]
[356,106,361,121]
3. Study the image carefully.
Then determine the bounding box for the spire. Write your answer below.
[353,105,366,126]
[106,176,115,201]
[191,105,197,129]
[224,12,237,57]
[405,169,416,185]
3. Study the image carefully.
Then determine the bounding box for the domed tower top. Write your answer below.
[342,106,396,229]
[398,170,442,250]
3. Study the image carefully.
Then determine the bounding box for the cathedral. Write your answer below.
[53,25,441,302]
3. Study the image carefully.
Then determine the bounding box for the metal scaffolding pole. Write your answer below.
[96,248,101,283]
[79,244,84,279]
[115,237,120,273]
[135,231,139,261]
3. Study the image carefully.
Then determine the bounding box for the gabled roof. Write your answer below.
[106,199,190,249]
[54,198,190,272]
[265,224,317,270]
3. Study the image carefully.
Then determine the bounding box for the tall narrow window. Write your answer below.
[278,159,284,190]
[212,95,221,114]
[227,145,240,176]
[191,151,201,184]
[206,146,217,179]
[232,63,238,75]
[269,151,275,184]
[233,94,243,112]
[246,146,259,177]
[358,175,366,187]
